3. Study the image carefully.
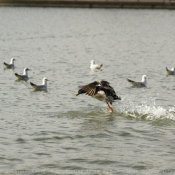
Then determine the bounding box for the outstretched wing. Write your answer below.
[99,80,111,89]
[80,81,99,96]
[100,81,121,100]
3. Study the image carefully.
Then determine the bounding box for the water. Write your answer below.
[0,7,175,175]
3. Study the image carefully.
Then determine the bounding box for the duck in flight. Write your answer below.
[75,80,121,113]
[15,68,31,81]
[127,75,147,87]
[90,60,103,70]
[30,77,49,91]
[4,58,16,69]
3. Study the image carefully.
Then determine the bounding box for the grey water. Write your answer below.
[0,7,175,175]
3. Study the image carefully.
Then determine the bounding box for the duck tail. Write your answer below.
[115,96,121,100]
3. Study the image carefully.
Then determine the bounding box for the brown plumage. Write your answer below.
[76,81,121,113]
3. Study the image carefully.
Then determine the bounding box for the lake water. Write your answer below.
[0,7,175,175]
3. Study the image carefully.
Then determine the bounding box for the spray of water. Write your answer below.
[115,96,175,121]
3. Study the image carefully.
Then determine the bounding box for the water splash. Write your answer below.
[116,96,175,121]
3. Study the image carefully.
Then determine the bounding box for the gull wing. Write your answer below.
[127,78,145,87]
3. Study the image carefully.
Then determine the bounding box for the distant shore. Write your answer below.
[0,0,175,9]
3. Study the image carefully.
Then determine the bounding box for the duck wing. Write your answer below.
[98,80,120,100]
[80,81,99,96]
[99,81,116,92]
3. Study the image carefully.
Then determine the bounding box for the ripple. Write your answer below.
[133,165,147,170]
[16,138,26,143]
[119,131,132,137]
[89,160,117,165]
[34,153,50,156]
[32,135,74,142]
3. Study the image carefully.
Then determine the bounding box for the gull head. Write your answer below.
[24,68,31,71]
[43,77,49,82]
[11,58,16,63]
[90,60,95,65]
[142,75,147,82]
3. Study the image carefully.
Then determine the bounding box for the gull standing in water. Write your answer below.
[127,75,147,87]
[30,77,49,91]
[4,58,16,69]
[90,60,103,70]
[75,80,121,113]
[15,68,31,81]
[166,67,175,75]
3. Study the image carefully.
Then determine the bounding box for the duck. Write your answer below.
[15,68,31,81]
[127,75,147,87]
[30,77,49,91]
[75,80,121,113]
[166,67,175,75]
[90,60,103,70]
[4,58,16,69]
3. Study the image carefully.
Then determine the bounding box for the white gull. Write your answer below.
[127,75,147,87]
[4,58,16,69]
[166,67,175,75]
[15,68,31,81]
[30,77,49,91]
[90,60,103,70]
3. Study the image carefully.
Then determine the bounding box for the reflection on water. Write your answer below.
[0,7,175,175]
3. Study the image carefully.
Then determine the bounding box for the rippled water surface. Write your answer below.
[0,7,175,175]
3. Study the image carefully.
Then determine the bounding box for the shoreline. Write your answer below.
[0,0,175,9]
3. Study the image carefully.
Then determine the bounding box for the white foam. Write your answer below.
[116,97,175,121]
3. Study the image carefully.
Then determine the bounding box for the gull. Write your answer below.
[166,67,175,75]
[127,75,147,87]
[30,77,49,91]
[90,60,103,70]
[15,68,31,81]
[4,58,16,69]
[75,80,121,113]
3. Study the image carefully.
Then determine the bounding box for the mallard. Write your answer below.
[75,80,121,113]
